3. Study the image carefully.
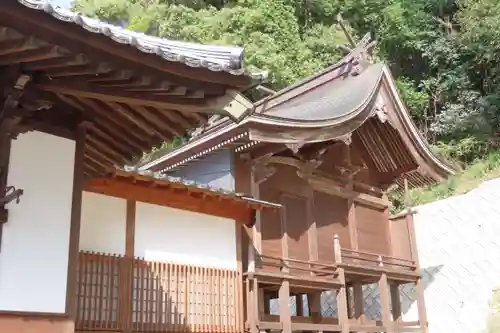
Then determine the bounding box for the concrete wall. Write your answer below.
[169,149,234,191]
[0,131,75,313]
[401,179,500,333]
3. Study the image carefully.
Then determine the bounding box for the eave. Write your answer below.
[85,169,281,226]
[0,0,267,178]
[140,60,454,190]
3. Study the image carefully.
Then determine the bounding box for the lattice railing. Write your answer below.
[76,251,243,332]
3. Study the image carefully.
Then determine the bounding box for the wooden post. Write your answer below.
[415,277,428,333]
[336,285,350,333]
[307,292,322,322]
[378,258,393,333]
[333,234,341,264]
[296,294,304,316]
[121,200,136,332]
[0,132,11,249]
[247,277,260,333]
[390,283,402,322]
[279,279,291,333]
[333,234,349,333]
[65,123,86,319]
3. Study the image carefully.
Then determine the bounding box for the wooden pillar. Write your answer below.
[279,279,291,333]
[352,282,365,324]
[333,234,349,333]
[336,285,349,333]
[378,270,393,333]
[390,284,402,322]
[121,200,136,332]
[247,277,260,333]
[125,200,136,257]
[415,278,428,333]
[344,142,358,250]
[0,132,11,247]
[296,294,304,316]
[65,123,86,320]
[307,292,322,322]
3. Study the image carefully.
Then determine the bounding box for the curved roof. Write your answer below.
[139,42,454,188]
[259,63,383,123]
[17,0,265,80]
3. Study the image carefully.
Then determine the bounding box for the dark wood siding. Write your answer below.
[355,203,389,255]
[283,195,309,261]
[313,192,350,262]
[390,215,413,261]
[260,181,282,259]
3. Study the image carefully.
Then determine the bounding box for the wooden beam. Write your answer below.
[85,177,252,222]
[36,82,253,121]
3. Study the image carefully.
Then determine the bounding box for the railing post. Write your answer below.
[333,234,342,264]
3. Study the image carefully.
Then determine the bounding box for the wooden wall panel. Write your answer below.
[313,192,350,261]
[260,181,282,259]
[390,215,413,261]
[282,195,309,261]
[355,203,390,255]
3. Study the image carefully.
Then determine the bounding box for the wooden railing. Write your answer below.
[76,251,243,332]
[332,235,417,271]
[255,254,338,276]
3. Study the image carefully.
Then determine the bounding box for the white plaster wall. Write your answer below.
[135,202,237,270]
[0,131,75,313]
[401,178,500,333]
[80,192,126,254]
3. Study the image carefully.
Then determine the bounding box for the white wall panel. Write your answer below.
[0,131,75,313]
[135,202,236,269]
[80,192,126,255]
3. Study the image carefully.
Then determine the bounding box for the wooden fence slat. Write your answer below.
[76,251,241,333]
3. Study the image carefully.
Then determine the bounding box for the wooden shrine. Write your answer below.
[0,1,260,333]
[140,30,454,333]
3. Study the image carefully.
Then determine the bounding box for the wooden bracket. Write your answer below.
[251,153,277,185]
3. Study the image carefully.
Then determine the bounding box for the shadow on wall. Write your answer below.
[76,251,240,332]
[361,264,444,320]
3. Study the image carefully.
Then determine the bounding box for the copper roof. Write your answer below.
[138,38,454,189]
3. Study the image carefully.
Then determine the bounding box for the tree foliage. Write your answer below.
[73,0,500,164]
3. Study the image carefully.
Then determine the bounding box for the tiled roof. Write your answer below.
[117,166,281,209]
[17,0,267,80]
